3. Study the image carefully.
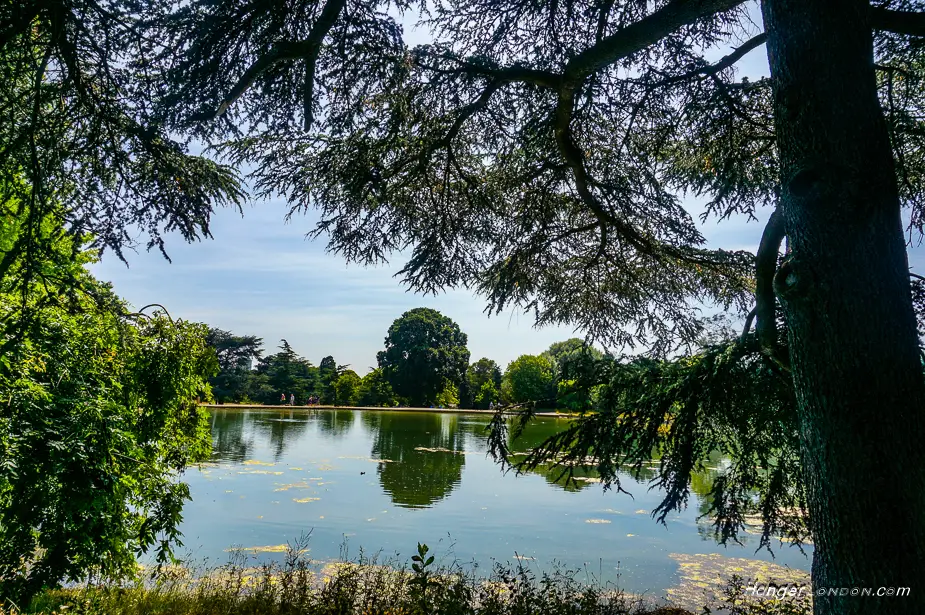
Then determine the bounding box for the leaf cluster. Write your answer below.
[0,205,217,602]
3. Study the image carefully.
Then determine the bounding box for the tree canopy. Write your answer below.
[0,195,216,602]
[377,308,470,407]
[502,354,557,406]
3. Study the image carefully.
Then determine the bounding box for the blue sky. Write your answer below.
[89,14,925,375]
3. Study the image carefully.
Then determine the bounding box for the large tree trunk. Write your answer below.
[761,1,925,614]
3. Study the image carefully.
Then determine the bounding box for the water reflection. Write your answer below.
[502,419,597,492]
[185,408,811,595]
[317,409,356,438]
[253,411,312,461]
[210,410,254,462]
[362,412,466,508]
[207,410,729,515]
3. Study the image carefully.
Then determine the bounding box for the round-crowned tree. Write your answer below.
[504,354,556,406]
[377,308,470,407]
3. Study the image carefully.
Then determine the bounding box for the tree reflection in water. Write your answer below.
[209,410,254,462]
[207,409,725,518]
[317,409,356,438]
[362,412,466,508]
[252,411,312,461]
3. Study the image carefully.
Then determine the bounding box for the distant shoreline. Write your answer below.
[200,403,574,418]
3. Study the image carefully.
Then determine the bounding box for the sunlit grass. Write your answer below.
[6,543,811,615]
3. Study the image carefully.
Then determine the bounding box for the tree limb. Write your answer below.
[552,89,654,256]
[871,6,925,37]
[415,56,561,89]
[740,306,758,343]
[755,207,789,371]
[208,0,346,126]
[655,32,767,87]
[563,0,745,84]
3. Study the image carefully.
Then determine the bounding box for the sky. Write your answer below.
[89,9,925,375]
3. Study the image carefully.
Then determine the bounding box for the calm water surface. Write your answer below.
[178,409,810,595]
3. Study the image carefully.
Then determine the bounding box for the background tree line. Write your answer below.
[206,307,610,411]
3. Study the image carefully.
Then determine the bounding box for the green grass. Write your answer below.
[6,544,810,615]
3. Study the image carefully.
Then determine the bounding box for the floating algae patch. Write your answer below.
[227,544,309,555]
[585,519,611,524]
[513,555,535,561]
[290,467,303,471]
[572,476,602,483]
[242,460,276,467]
[274,481,313,492]
[413,446,465,454]
[238,470,285,475]
[665,553,811,612]
[635,509,648,514]
[293,497,321,503]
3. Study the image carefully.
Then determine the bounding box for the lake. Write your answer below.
[177,408,811,597]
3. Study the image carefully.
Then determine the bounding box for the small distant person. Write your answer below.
[280,393,286,405]
[290,393,295,406]
[489,401,494,410]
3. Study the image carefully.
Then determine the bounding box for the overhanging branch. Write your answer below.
[871,6,925,37]
[655,32,767,87]
[206,0,346,126]
[564,0,745,84]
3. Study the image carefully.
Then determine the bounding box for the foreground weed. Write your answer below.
[10,544,811,615]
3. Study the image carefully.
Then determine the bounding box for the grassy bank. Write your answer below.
[7,544,811,615]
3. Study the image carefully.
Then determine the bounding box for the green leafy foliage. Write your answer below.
[334,370,362,406]
[0,201,217,602]
[377,308,470,407]
[357,368,398,407]
[409,542,436,613]
[253,340,319,405]
[473,381,500,410]
[0,6,243,310]
[206,328,263,402]
[433,382,459,408]
[23,542,752,615]
[502,355,556,406]
[464,358,502,409]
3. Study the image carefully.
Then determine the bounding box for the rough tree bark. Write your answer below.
[762,1,925,613]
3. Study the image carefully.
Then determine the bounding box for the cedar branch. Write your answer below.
[871,7,925,37]
[755,207,789,371]
[207,0,346,126]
